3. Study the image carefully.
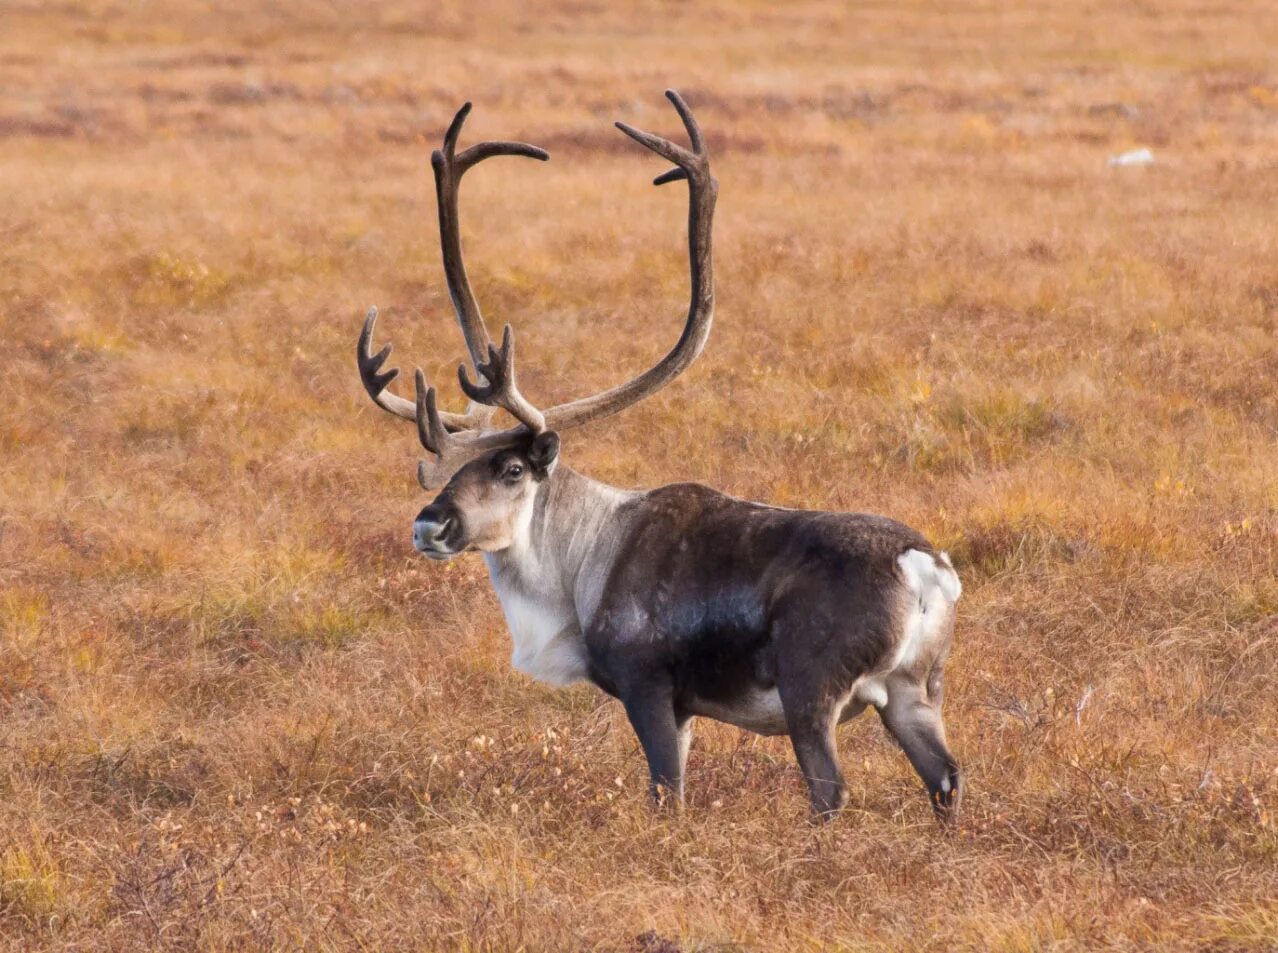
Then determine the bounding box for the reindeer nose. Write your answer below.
[413,507,455,552]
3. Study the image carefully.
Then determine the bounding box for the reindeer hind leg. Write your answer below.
[878,677,961,822]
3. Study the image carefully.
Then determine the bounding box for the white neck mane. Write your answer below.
[483,467,638,686]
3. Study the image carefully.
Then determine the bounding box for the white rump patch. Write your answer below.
[852,548,961,708]
[893,548,961,670]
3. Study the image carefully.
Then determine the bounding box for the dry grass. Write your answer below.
[2,1,1277,950]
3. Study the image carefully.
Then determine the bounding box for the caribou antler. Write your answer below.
[357,103,549,430]
[535,88,717,431]
[433,104,550,376]
[359,90,717,488]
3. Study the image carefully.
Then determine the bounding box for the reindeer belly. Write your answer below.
[686,683,868,735]
[687,687,788,735]
[678,630,790,736]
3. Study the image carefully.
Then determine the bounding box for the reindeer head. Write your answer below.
[410,432,560,559]
[355,90,716,559]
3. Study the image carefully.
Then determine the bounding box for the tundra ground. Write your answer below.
[1,1,1276,950]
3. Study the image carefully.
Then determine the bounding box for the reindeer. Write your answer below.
[355,91,963,820]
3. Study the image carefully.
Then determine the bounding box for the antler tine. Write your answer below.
[457,141,550,171]
[358,308,413,418]
[358,307,476,430]
[414,368,474,489]
[413,369,445,455]
[457,324,546,433]
[665,89,705,154]
[613,120,691,167]
[440,102,472,161]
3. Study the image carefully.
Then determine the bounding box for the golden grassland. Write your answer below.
[2,1,1276,949]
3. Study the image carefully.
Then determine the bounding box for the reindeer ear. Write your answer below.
[528,431,560,478]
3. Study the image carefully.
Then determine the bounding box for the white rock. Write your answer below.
[1107,148,1155,167]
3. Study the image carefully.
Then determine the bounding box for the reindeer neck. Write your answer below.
[483,465,639,616]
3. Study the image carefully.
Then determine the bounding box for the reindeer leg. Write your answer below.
[782,704,847,820]
[878,675,961,823]
[777,672,847,819]
[622,685,687,806]
[773,615,850,820]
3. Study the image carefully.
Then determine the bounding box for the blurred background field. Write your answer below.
[1,1,1276,949]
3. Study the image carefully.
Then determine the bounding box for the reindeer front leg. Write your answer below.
[621,683,689,806]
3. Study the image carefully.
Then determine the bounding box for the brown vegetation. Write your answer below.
[2,1,1276,949]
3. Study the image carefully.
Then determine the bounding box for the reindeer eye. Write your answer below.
[503,463,524,481]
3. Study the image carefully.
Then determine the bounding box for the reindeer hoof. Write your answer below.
[931,766,963,825]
